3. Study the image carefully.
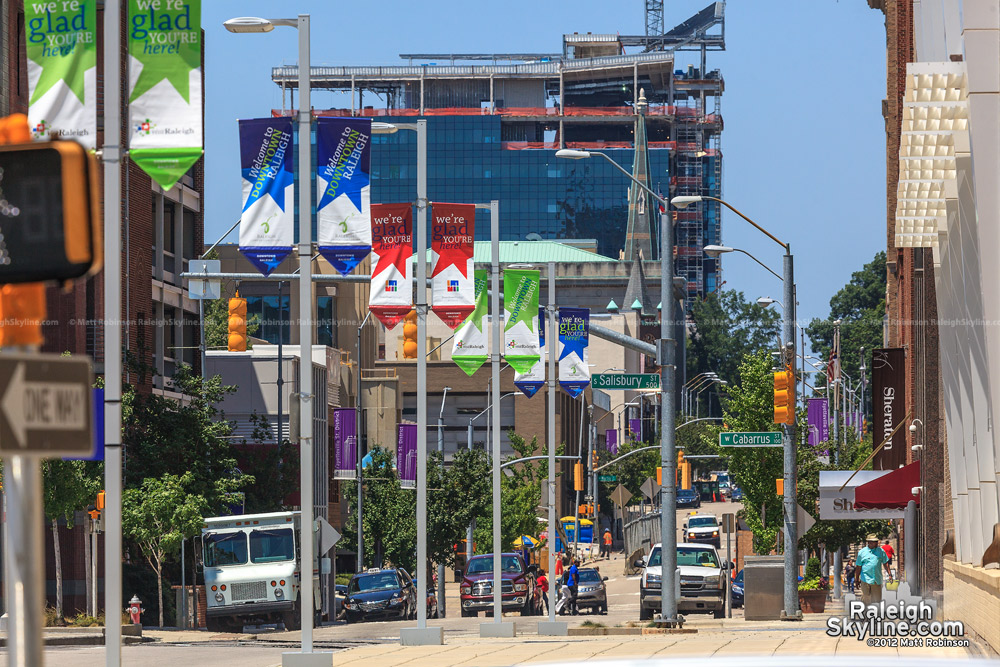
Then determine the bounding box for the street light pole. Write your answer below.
[677,192,799,621]
[556,147,679,625]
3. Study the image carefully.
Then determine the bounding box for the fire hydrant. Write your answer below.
[128,594,144,625]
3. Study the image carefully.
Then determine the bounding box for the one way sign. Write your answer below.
[0,354,93,456]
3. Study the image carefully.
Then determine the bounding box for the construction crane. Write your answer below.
[646,0,664,38]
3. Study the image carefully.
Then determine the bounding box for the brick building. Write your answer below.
[869,0,1000,652]
[2,3,205,614]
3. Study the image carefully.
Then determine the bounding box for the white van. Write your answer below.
[202,511,321,632]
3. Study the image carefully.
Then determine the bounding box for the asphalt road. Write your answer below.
[16,501,746,665]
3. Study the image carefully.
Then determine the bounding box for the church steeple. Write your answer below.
[624,89,654,262]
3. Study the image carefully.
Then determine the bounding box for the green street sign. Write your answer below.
[719,431,784,447]
[598,474,617,482]
[592,373,661,390]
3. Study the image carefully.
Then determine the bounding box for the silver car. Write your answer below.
[574,567,608,614]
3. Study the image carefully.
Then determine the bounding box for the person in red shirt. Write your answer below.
[536,569,549,614]
[882,540,895,580]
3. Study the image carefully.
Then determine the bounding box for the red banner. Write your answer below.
[430,203,476,328]
[369,203,413,329]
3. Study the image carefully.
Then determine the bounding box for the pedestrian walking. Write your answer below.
[566,558,580,615]
[844,559,855,592]
[536,569,549,614]
[855,534,889,605]
[601,529,612,559]
[882,539,896,580]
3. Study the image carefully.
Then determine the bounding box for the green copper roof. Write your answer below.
[631,299,643,310]
[417,241,616,264]
[606,299,619,311]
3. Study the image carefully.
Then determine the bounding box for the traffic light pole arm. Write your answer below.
[592,417,723,473]
[500,455,578,470]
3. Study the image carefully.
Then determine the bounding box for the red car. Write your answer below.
[459,553,537,617]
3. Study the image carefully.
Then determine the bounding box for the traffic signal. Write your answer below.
[574,462,584,491]
[228,297,247,352]
[402,309,418,359]
[773,370,795,425]
[0,129,102,284]
[96,490,105,511]
[592,451,599,469]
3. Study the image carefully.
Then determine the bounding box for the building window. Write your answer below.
[317,296,335,348]
[246,295,290,345]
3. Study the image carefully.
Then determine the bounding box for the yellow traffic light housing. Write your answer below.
[95,490,105,511]
[228,297,248,352]
[402,309,418,359]
[0,139,101,284]
[573,462,584,491]
[773,370,795,425]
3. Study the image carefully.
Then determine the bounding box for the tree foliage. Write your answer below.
[687,290,781,399]
[702,349,785,553]
[122,365,250,514]
[806,251,886,392]
[239,412,299,514]
[122,472,209,627]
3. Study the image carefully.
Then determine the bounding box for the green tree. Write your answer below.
[122,365,250,514]
[340,447,416,571]
[687,290,781,393]
[702,349,785,553]
[42,460,101,621]
[239,412,299,513]
[427,448,491,568]
[806,251,886,393]
[122,472,209,627]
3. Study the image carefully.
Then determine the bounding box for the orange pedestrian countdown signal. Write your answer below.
[0,140,101,284]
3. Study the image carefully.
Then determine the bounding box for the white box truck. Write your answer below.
[201,511,322,632]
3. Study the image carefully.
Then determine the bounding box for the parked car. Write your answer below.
[334,584,347,618]
[574,568,609,614]
[730,487,744,502]
[676,487,702,509]
[635,542,730,620]
[459,553,537,617]
[731,569,744,608]
[683,513,721,547]
[343,568,417,623]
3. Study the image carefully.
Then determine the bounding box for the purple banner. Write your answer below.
[606,429,618,455]
[397,422,417,489]
[333,408,357,480]
[628,419,642,442]
[807,398,829,446]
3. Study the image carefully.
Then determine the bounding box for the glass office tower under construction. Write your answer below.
[273,3,725,308]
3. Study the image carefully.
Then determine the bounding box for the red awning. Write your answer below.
[854,460,921,509]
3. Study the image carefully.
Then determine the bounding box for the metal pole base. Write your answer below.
[400,627,444,645]
[653,614,684,628]
[282,652,334,667]
[479,621,516,638]
[537,620,568,636]
[779,609,803,621]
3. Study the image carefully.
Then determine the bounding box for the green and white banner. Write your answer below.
[26,0,97,149]
[452,270,489,376]
[128,0,203,190]
[503,269,540,374]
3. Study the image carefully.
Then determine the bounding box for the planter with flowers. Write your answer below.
[797,557,829,613]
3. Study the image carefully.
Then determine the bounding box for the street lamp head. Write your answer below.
[757,296,777,307]
[224,17,275,33]
[371,122,398,135]
[833,319,842,326]
[671,195,703,209]
[555,149,592,160]
[703,245,734,257]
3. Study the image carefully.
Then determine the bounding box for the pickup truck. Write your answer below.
[636,542,731,620]
[459,553,537,617]
[682,513,721,547]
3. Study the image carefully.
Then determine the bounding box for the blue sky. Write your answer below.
[202,0,887,332]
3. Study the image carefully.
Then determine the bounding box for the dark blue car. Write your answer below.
[731,569,744,608]
[343,568,417,623]
[676,487,701,509]
[731,487,743,502]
